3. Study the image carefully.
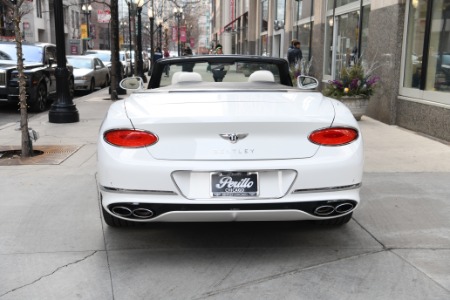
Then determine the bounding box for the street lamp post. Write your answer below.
[126,2,133,75]
[157,18,163,50]
[126,0,145,77]
[173,7,183,57]
[136,6,146,82]
[81,3,92,53]
[148,7,154,73]
[49,0,79,123]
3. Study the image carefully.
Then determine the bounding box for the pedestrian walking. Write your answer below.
[211,44,228,82]
[287,40,303,66]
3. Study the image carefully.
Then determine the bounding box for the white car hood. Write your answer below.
[124,91,335,160]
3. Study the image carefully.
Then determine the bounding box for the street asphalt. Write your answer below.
[0,87,449,299]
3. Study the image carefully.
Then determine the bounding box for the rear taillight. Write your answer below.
[104,129,158,148]
[309,127,358,146]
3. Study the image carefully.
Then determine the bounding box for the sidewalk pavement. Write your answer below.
[0,87,449,299]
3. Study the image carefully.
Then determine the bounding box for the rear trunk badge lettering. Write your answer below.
[219,133,248,144]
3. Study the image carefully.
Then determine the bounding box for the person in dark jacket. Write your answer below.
[287,40,303,66]
[211,44,228,82]
[181,46,195,72]
[149,47,163,75]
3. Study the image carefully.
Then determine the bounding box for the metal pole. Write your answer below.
[137,8,146,82]
[150,16,154,72]
[127,3,134,75]
[86,12,90,50]
[158,24,162,49]
[177,16,181,56]
[49,0,79,123]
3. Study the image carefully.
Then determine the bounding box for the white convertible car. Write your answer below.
[97,55,364,227]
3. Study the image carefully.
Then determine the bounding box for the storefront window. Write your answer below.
[294,0,314,23]
[426,0,450,92]
[404,0,450,94]
[324,16,334,76]
[324,5,369,79]
[404,0,427,89]
[261,0,268,32]
[295,0,303,21]
[293,1,314,60]
[293,23,313,61]
[275,0,286,23]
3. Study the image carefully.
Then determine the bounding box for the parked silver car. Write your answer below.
[67,55,110,93]
[84,50,126,78]
[119,50,133,77]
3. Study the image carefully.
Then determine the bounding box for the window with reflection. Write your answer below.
[324,4,370,79]
[261,0,269,32]
[405,0,450,93]
[275,0,286,23]
[293,23,313,61]
[292,0,314,60]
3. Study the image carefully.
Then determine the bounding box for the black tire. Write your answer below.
[314,212,353,226]
[31,83,47,112]
[102,206,139,227]
[89,78,95,93]
[104,75,110,87]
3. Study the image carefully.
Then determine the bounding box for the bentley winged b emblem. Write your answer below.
[219,133,248,144]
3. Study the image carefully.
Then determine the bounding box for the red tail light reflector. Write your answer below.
[104,129,158,148]
[309,128,358,146]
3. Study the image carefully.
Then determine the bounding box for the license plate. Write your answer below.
[211,172,258,197]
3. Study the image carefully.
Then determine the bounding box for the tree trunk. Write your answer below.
[109,1,125,99]
[13,6,32,157]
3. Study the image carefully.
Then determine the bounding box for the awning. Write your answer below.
[223,12,248,32]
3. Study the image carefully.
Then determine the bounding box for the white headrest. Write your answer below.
[171,72,183,85]
[172,72,202,84]
[248,70,275,82]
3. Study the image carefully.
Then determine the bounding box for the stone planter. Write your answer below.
[339,96,370,121]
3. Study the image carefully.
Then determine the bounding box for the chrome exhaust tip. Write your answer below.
[335,203,354,214]
[111,206,133,217]
[314,205,335,216]
[132,208,154,219]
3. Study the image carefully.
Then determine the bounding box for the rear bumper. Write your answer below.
[100,184,360,222]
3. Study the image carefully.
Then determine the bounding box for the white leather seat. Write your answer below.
[248,70,275,82]
[172,72,202,84]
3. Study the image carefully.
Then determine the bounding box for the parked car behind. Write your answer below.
[0,41,74,112]
[67,55,110,93]
[142,51,150,72]
[119,50,133,77]
[84,49,125,78]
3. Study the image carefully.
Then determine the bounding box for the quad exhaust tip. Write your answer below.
[314,202,354,216]
[111,206,154,219]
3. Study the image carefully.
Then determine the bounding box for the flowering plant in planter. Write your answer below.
[323,62,380,99]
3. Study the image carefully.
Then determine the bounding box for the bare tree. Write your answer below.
[1,0,33,157]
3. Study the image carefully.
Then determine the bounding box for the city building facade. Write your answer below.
[212,0,450,142]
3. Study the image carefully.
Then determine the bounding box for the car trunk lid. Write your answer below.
[124,91,335,160]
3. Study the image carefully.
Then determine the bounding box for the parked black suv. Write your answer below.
[0,42,75,112]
